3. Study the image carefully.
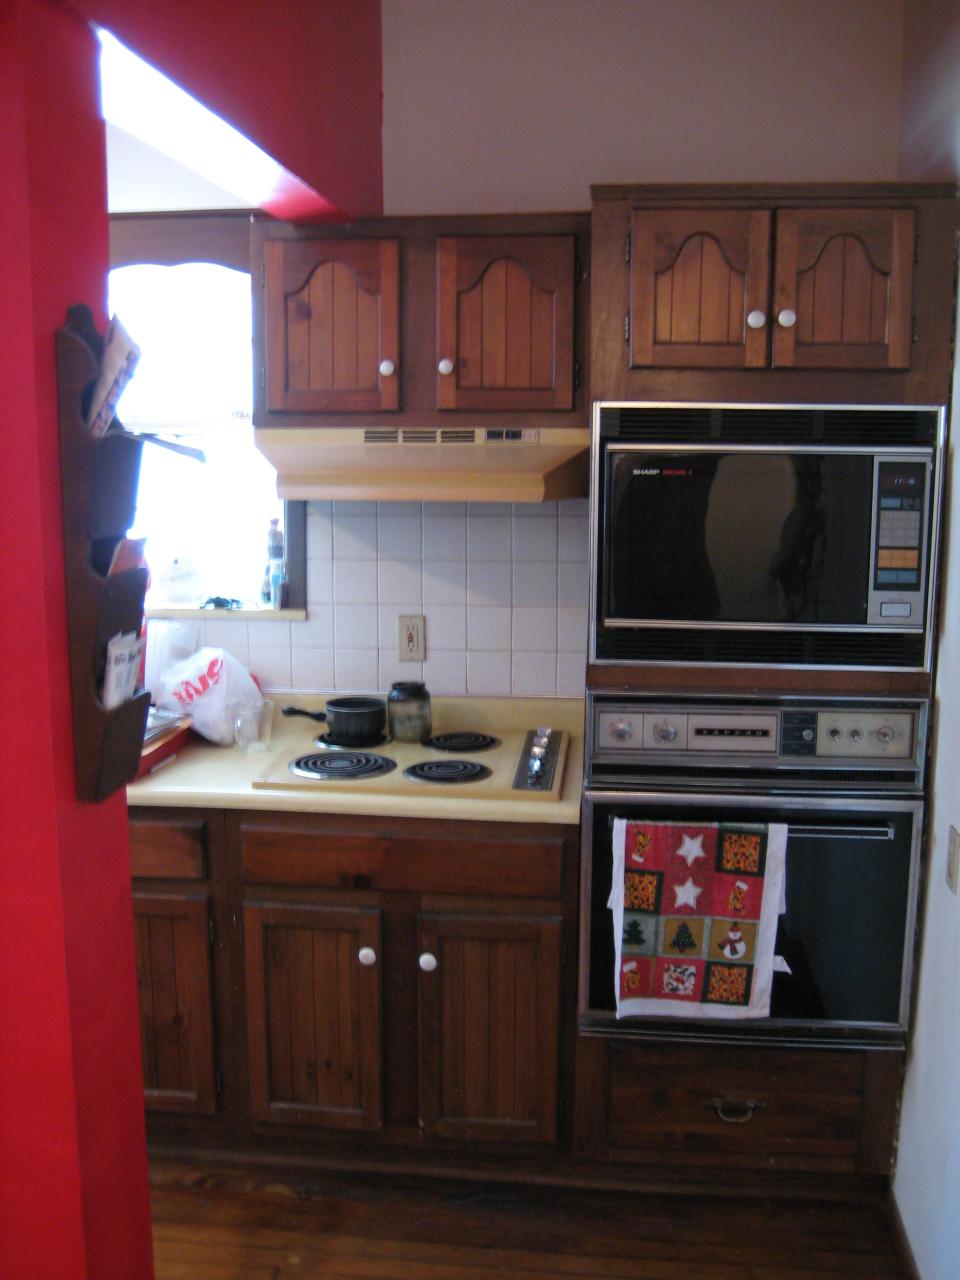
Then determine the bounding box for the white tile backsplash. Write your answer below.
[236,500,590,697]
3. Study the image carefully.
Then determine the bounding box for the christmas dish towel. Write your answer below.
[608,819,787,1020]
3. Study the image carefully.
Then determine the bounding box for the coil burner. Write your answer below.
[423,732,500,753]
[289,751,397,781]
[404,759,492,785]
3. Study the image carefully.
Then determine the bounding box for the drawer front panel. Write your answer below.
[240,826,563,898]
[607,1045,864,1170]
[130,818,207,880]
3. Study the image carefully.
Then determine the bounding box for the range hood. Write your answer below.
[255,426,590,503]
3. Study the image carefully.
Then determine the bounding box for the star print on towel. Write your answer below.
[675,833,706,866]
[673,877,703,909]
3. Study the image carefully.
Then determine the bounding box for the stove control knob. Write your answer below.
[875,724,897,745]
[802,728,815,743]
[358,947,377,967]
[849,727,863,742]
[829,727,843,741]
[611,719,634,742]
[653,721,678,744]
[419,952,438,973]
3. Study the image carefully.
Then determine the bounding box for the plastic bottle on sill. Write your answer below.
[261,518,284,604]
[269,559,287,610]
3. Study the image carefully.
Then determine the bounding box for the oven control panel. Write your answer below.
[591,697,925,776]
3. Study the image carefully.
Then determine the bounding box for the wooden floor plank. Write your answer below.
[150,1160,909,1280]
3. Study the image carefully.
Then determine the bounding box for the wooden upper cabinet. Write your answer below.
[436,235,575,410]
[773,208,914,370]
[630,209,772,370]
[417,911,561,1144]
[264,238,400,413]
[628,204,915,373]
[244,900,383,1131]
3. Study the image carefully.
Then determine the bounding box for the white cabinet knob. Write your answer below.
[777,309,797,328]
[357,946,377,967]
[437,358,454,376]
[746,310,766,329]
[378,359,396,377]
[418,952,438,972]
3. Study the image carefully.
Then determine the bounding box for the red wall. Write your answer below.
[79,0,383,219]
[0,2,153,1276]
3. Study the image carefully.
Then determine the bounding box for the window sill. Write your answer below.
[145,606,307,621]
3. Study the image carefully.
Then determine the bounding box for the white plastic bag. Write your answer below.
[156,646,261,746]
[143,619,203,703]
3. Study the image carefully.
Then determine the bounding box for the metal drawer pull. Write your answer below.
[357,947,377,967]
[705,1097,765,1124]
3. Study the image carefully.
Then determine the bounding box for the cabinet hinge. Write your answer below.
[215,1070,223,1097]
[260,262,265,288]
[912,316,919,344]
[260,367,266,390]
[624,232,631,265]
[624,311,631,345]
[574,255,584,287]
[914,234,920,266]
[574,360,582,391]
[208,914,216,946]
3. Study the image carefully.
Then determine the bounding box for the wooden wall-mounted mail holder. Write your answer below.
[57,304,151,801]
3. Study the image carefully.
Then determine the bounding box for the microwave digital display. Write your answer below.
[605,450,875,624]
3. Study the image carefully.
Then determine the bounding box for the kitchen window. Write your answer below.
[108,213,305,616]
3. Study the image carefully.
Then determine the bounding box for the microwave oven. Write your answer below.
[590,402,946,671]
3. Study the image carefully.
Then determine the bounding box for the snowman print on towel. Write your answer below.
[717,924,747,961]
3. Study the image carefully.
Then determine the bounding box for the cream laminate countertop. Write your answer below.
[127,695,585,826]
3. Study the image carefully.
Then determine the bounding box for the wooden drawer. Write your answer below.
[606,1043,867,1172]
[130,817,207,881]
[239,824,563,899]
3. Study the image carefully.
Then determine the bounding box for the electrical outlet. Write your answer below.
[398,614,426,662]
[947,826,960,895]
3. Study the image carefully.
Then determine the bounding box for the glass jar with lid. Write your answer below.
[387,682,432,743]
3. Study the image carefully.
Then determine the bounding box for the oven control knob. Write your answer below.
[876,724,897,745]
[653,722,678,744]
[849,728,863,742]
[802,728,815,742]
[611,719,634,742]
[829,727,843,741]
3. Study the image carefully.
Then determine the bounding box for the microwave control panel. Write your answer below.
[591,697,925,777]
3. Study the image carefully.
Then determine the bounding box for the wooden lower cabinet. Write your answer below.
[574,1036,904,1176]
[417,911,561,1144]
[133,892,216,1114]
[243,900,383,1131]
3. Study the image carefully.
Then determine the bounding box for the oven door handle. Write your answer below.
[605,815,895,841]
[789,824,894,841]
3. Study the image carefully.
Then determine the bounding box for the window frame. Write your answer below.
[108,211,305,612]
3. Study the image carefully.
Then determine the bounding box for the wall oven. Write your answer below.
[579,692,927,1042]
[589,401,945,670]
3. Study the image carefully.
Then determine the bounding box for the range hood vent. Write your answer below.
[255,426,589,503]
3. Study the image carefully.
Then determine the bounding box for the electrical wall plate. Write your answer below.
[947,825,960,895]
[398,614,426,662]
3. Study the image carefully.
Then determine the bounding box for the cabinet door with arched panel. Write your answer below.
[436,235,576,410]
[264,238,400,413]
[629,208,772,370]
[773,208,914,370]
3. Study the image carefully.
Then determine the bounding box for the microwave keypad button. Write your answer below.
[880,601,912,618]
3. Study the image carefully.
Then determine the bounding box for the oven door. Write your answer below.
[579,789,923,1040]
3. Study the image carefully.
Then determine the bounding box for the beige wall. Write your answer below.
[895,4,960,1278]
[382,0,903,213]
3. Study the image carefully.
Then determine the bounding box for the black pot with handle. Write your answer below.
[282,696,386,745]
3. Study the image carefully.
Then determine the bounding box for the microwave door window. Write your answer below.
[605,451,874,624]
